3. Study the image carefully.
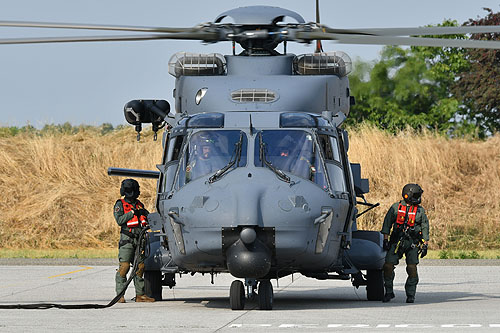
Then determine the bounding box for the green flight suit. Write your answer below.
[114,198,149,296]
[381,199,429,298]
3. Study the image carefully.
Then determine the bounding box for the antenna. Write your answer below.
[249,114,254,136]
[315,0,324,53]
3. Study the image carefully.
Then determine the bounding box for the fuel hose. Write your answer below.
[0,227,150,310]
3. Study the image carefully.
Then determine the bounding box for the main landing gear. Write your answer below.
[229,278,274,310]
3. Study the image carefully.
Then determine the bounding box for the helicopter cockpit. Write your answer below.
[165,111,348,198]
[178,130,248,187]
[256,130,327,189]
[254,113,347,194]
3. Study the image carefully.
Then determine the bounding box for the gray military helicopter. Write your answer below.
[2,5,500,311]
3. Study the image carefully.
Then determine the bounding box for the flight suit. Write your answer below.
[114,198,149,297]
[186,156,220,182]
[381,199,429,299]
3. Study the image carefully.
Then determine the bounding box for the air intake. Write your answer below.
[294,51,352,77]
[231,89,278,103]
[168,52,226,77]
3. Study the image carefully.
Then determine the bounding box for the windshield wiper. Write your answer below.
[258,132,291,184]
[208,132,244,183]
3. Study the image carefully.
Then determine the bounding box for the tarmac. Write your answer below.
[0,260,499,332]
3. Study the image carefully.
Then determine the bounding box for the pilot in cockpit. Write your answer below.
[186,133,220,181]
[272,144,293,171]
[273,136,315,181]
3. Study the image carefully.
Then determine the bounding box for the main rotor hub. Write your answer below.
[215,6,305,26]
[214,6,306,54]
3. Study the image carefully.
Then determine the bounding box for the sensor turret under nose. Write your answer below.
[240,227,257,245]
[223,227,274,279]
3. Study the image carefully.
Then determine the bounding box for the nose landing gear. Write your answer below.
[229,280,245,310]
[229,278,274,310]
[257,280,273,310]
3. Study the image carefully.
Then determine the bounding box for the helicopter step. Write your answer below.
[162,266,179,274]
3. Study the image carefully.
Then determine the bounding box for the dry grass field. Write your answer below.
[0,125,499,251]
[350,125,500,250]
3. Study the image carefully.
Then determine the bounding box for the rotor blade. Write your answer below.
[0,32,219,45]
[0,20,196,33]
[321,25,500,36]
[296,31,500,49]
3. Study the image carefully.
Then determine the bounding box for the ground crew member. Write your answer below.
[114,179,155,303]
[381,183,429,303]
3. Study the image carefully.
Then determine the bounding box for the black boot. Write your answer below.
[406,296,415,303]
[382,292,395,303]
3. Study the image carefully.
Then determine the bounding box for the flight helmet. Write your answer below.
[195,132,215,159]
[120,178,140,199]
[402,183,423,205]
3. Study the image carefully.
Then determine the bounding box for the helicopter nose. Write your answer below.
[240,227,257,245]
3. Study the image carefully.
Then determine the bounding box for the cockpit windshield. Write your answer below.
[255,130,328,190]
[177,130,247,187]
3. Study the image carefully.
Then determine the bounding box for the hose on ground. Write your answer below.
[0,227,149,310]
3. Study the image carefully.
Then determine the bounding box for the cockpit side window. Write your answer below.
[171,136,184,161]
[176,130,247,188]
[317,134,346,192]
[317,134,341,163]
[160,135,185,194]
[255,130,328,190]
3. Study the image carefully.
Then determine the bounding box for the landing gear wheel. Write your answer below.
[230,280,245,310]
[144,270,163,301]
[258,280,273,310]
[366,269,384,301]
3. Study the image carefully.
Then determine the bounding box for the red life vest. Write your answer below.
[121,199,147,228]
[396,203,418,228]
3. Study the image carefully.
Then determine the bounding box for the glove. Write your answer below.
[383,239,390,251]
[132,208,147,217]
[420,244,428,258]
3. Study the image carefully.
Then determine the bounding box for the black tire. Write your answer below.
[144,270,163,301]
[366,269,384,301]
[230,280,245,310]
[258,280,273,310]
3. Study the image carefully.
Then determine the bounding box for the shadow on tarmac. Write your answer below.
[147,286,500,310]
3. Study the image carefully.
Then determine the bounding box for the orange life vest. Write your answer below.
[396,203,418,228]
[121,199,147,228]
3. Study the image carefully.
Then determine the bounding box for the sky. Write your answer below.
[0,0,499,128]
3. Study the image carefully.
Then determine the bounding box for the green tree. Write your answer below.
[452,8,500,136]
[347,20,472,134]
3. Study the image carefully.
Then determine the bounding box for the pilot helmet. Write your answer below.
[120,178,140,199]
[195,132,215,156]
[276,136,294,157]
[278,146,290,157]
[402,183,423,205]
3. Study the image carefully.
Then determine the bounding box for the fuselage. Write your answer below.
[152,51,360,278]
[157,110,355,278]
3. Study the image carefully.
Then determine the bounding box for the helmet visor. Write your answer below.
[123,185,135,197]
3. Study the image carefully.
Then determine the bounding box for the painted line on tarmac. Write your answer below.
[48,265,93,278]
[227,323,500,329]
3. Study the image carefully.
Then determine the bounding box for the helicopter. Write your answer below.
[1,5,500,311]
